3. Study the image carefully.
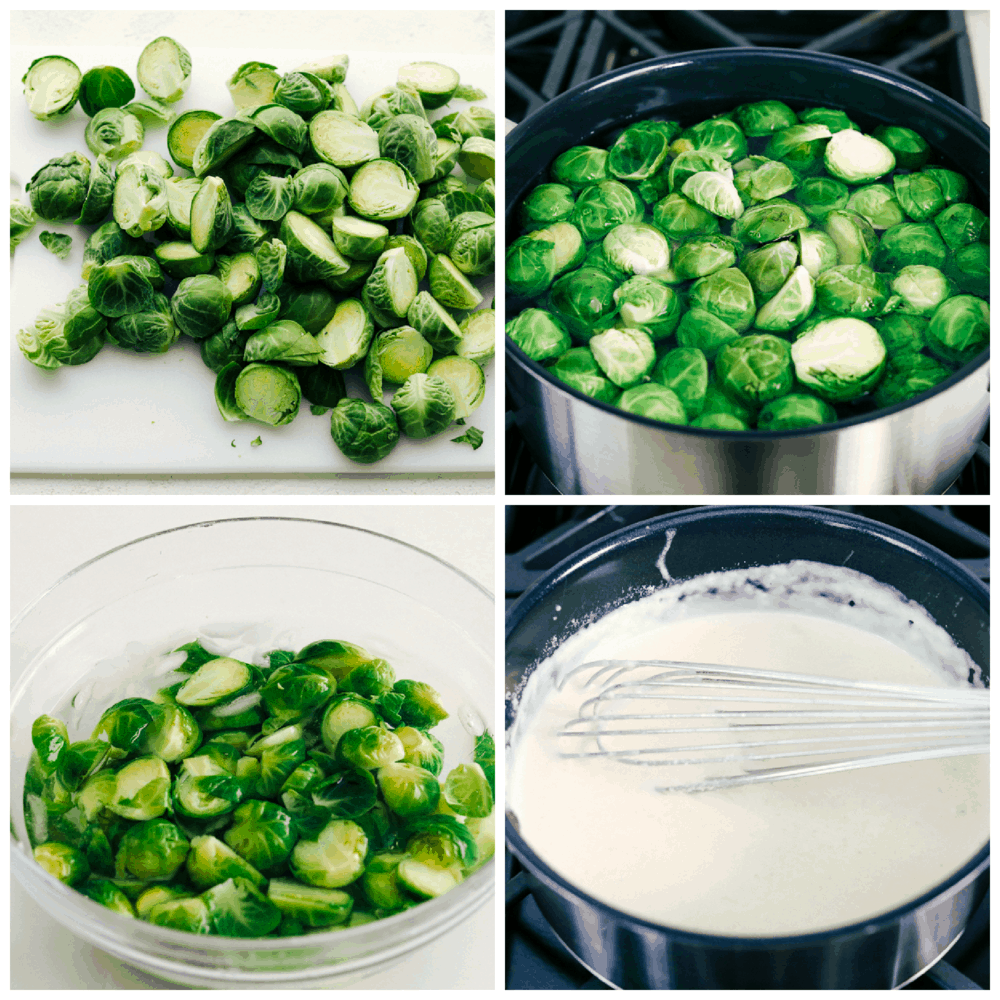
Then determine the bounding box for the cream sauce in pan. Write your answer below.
[508,563,988,937]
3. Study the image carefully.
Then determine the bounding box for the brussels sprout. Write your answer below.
[942,241,989,298]
[268,877,353,927]
[733,156,797,205]
[367,326,432,396]
[376,762,440,818]
[549,347,620,403]
[176,658,258,708]
[329,398,399,464]
[27,152,92,222]
[798,107,857,133]
[824,209,878,266]
[892,172,945,223]
[222,800,297,873]
[347,158,421,223]
[739,239,798,303]
[590,327,656,389]
[731,198,809,244]
[31,715,70,772]
[168,273,232,340]
[392,60,457,109]
[291,818,368,888]
[505,231,557,298]
[446,212,496,277]
[191,116,258,177]
[652,347,708,420]
[651,192,720,242]
[185,834,266,891]
[235,293,282,331]
[691,411,748,430]
[520,183,576,231]
[244,320,323,366]
[17,284,107,370]
[716,334,794,405]
[320,691,380,754]
[136,884,192,920]
[442,763,493,818]
[814,264,888,318]
[260,662,336,724]
[376,113,436,185]
[125,95,176,126]
[616,382,688,424]
[925,295,989,366]
[602,222,671,278]
[361,852,409,910]
[873,353,954,407]
[922,167,969,206]
[391,374,456,438]
[795,176,849,223]
[396,858,464,899]
[147,895,210,932]
[226,61,281,111]
[733,100,798,137]
[173,750,245,819]
[392,727,444,777]
[681,117,747,162]
[403,290,460,354]
[456,309,495,366]
[137,36,191,103]
[311,298,373,371]
[551,145,609,191]
[428,255,483,311]
[887,265,955,317]
[675,308,740,361]
[214,252,260,305]
[764,123,832,174]
[85,107,144,160]
[872,222,947,272]
[613,277,682,341]
[873,312,928,357]
[755,393,836,431]
[689,268,756,333]
[667,149,731,193]
[109,755,171,821]
[607,123,670,181]
[571,180,643,242]
[843,183,904,231]
[201,876,281,938]
[134,701,200,762]
[672,234,741,280]
[934,203,988,250]
[337,726,404,771]
[11,199,39,254]
[76,155,117,225]
[34,842,90,886]
[823,129,895,184]
[120,819,190,880]
[362,248,418,326]
[87,255,157,319]
[791,316,887,402]
[234,363,301,426]
[23,55,82,119]
[113,164,169,236]
[681,171,744,221]
[383,234,428,283]
[278,282,338,334]
[390,679,447,729]
[870,124,930,170]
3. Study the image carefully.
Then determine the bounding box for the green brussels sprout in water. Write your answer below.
[613,277,682,341]
[733,156,796,205]
[187,835,266,890]
[549,347,621,403]
[795,176,849,223]
[764,123,831,175]
[394,679,448,729]
[330,398,400,465]
[689,267,756,333]
[872,222,948,272]
[589,327,656,389]
[606,122,670,181]
[824,209,878,266]
[672,234,742,281]
[925,295,989,367]
[442,763,493,819]
[716,335,794,405]
[33,842,90,886]
[680,171,744,221]
[506,308,571,361]
[520,183,576,230]
[223,800,297,874]
[823,130,895,184]
[732,198,810,244]
[791,316,887,403]
[799,107,858,133]
[651,192,720,242]
[675,308,740,361]
[814,264,889,318]
[376,762,441,818]
[616,383,688,425]
[267,878,353,928]
[797,229,840,279]
[291,818,368,888]
[338,726,405,770]
[934,202,988,250]
[548,267,618,342]
[757,393,837,432]
[739,239,798,303]
[550,145,609,191]
[733,100,797,137]
[844,183,905,230]
[395,727,445,776]
[570,180,643,242]
[873,353,954,407]
[109,755,172,821]
[602,222,671,278]
[652,347,709,420]
[942,242,989,299]
[681,116,747,163]
[886,265,955,317]
[120,819,190,880]
[893,172,945,223]
[872,124,931,170]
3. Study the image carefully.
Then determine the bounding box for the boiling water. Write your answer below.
[507,561,989,937]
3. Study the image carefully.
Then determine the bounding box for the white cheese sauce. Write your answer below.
[507,561,988,937]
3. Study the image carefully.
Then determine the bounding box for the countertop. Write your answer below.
[11,503,497,990]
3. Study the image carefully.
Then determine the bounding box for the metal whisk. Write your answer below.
[557,659,990,793]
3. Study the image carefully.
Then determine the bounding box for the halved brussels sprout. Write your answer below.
[34,842,90,885]
[376,762,440,817]
[589,327,656,389]
[733,100,797,137]
[187,835,266,890]
[244,320,323,366]
[872,124,930,170]
[428,255,483,311]
[617,383,688,424]
[268,877,353,927]
[23,55,82,120]
[887,264,955,317]
[338,726,405,770]
[280,211,350,284]
[137,36,192,103]
[15,286,107,371]
[689,268,756,333]
[823,130,895,184]
[680,171,744,221]
[113,164,168,236]
[234,363,301,426]
[316,298,374,370]
[203,876,282,938]
[754,265,815,332]
[348,159,420,221]
[791,316,887,402]
[925,294,989,366]
[291,819,368,888]
[549,347,620,403]
[110,755,172,821]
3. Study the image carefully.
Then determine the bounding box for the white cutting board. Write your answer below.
[11,42,495,474]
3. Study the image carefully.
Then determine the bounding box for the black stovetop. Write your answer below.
[505,504,990,989]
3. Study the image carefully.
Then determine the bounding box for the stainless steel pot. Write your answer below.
[505,507,990,988]
[505,49,991,495]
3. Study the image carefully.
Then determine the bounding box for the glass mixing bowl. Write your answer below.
[11,517,494,988]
